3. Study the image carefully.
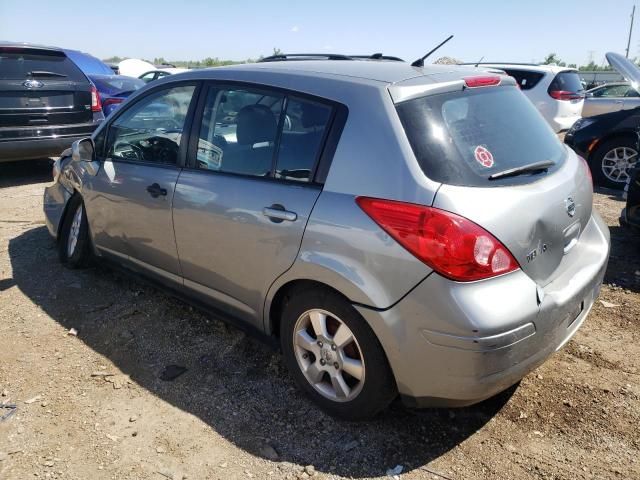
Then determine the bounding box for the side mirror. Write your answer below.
[71,138,95,162]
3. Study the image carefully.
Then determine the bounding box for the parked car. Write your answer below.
[44,56,609,419]
[565,54,640,189]
[0,42,104,163]
[63,49,113,76]
[138,68,189,83]
[88,74,145,116]
[466,63,585,132]
[582,82,640,118]
[621,166,640,230]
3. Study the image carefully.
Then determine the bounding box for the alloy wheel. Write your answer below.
[292,308,365,402]
[602,146,638,184]
[67,204,83,257]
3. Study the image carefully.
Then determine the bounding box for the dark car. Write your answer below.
[621,166,640,230]
[88,74,145,116]
[0,43,104,163]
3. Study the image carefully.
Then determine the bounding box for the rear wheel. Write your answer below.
[58,195,90,268]
[280,287,396,419]
[591,138,639,189]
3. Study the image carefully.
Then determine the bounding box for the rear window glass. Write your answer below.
[91,75,144,95]
[549,71,584,94]
[502,69,545,90]
[396,87,566,187]
[0,49,87,82]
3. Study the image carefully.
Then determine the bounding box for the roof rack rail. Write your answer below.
[258,53,404,63]
[459,62,542,67]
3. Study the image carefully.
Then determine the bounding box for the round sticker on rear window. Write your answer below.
[474,145,494,168]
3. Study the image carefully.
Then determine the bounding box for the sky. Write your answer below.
[0,0,638,66]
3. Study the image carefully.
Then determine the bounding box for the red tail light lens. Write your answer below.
[101,97,124,107]
[549,90,584,101]
[464,76,501,88]
[356,197,520,281]
[90,85,102,112]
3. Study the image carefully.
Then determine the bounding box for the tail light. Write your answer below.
[356,197,520,282]
[101,97,124,108]
[90,85,102,112]
[549,90,584,101]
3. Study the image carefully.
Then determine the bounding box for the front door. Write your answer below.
[172,85,335,325]
[84,83,197,280]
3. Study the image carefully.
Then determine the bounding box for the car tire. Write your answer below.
[280,286,396,420]
[590,137,639,190]
[58,195,91,268]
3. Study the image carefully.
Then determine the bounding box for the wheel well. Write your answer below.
[268,279,352,338]
[56,189,79,238]
[589,132,638,160]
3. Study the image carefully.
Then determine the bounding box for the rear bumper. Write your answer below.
[0,123,99,162]
[357,212,610,407]
[551,114,581,133]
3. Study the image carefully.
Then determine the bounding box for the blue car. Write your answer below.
[87,74,145,116]
[63,49,113,75]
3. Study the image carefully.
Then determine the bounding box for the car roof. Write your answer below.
[174,60,492,86]
[0,41,64,52]
[478,63,576,74]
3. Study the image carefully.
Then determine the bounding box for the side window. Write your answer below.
[625,87,640,97]
[275,97,332,182]
[107,85,195,165]
[140,72,155,83]
[197,87,283,176]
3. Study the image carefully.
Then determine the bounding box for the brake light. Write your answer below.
[549,90,584,101]
[90,85,102,112]
[356,197,520,281]
[101,97,124,107]
[464,76,501,88]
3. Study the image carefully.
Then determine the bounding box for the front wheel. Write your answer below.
[58,195,91,268]
[280,287,396,420]
[591,138,639,189]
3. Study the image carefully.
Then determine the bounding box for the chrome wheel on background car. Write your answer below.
[602,146,638,184]
[293,308,365,402]
[67,204,83,257]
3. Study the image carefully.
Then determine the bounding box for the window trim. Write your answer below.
[97,80,202,169]
[185,80,348,186]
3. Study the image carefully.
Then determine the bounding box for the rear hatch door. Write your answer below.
[0,47,93,130]
[394,81,592,285]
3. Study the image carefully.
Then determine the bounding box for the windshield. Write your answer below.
[0,48,87,82]
[395,86,566,186]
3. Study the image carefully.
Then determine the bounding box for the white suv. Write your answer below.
[479,64,585,132]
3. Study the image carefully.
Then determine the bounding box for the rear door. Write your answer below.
[173,84,335,324]
[395,84,592,286]
[582,84,627,117]
[0,47,93,130]
[84,83,198,281]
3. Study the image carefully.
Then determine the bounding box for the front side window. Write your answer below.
[107,85,195,165]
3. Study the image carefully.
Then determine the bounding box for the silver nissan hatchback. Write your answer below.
[44,56,610,419]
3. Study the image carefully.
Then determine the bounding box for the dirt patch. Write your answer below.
[0,161,639,480]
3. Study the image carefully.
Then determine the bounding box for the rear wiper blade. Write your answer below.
[27,70,67,78]
[488,160,555,180]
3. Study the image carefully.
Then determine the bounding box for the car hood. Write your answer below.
[607,52,640,95]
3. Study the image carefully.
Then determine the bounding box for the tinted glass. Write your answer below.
[107,85,195,164]
[592,84,629,97]
[625,87,640,97]
[90,75,145,95]
[0,49,87,81]
[502,69,545,90]
[197,87,283,176]
[276,97,332,182]
[396,87,566,187]
[549,71,584,93]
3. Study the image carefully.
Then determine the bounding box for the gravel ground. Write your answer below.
[0,160,639,480]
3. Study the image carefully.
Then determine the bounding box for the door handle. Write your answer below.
[146,183,167,198]
[263,204,297,223]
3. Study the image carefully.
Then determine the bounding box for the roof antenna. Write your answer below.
[411,35,454,68]
[474,56,484,67]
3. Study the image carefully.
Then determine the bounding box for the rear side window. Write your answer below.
[396,87,566,187]
[0,48,87,82]
[548,71,584,94]
[502,69,545,90]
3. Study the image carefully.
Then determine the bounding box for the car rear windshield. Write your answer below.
[395,86,566,187]
[548,71,583,94]
[0,48,87,82]
[91,75,145,95]
[501,69,545,90]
